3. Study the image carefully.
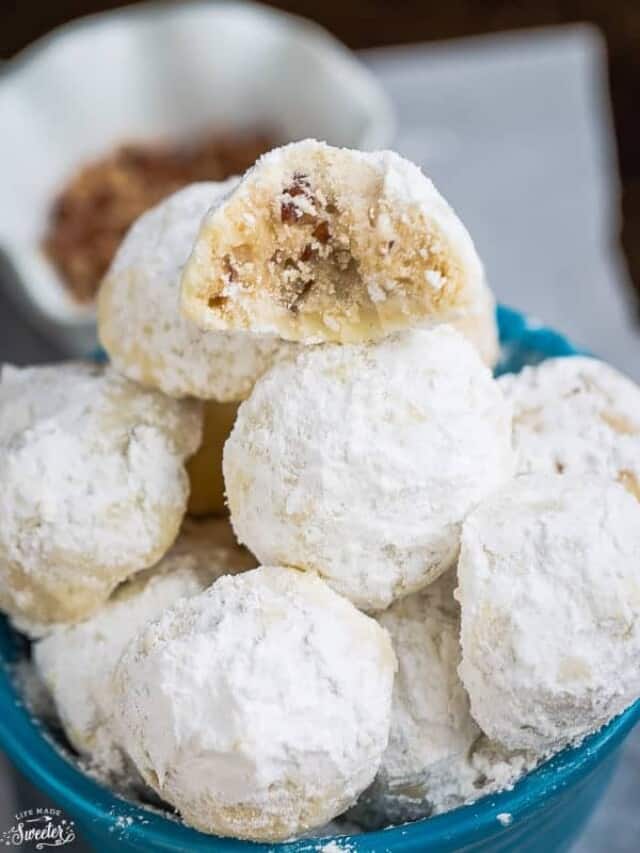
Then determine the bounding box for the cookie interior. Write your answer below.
[182,148,470,343]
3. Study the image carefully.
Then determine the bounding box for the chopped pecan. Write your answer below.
[313,221,331,244]
[288,279,314,313]
[208,294,227,309]
[222,255,237,282]
[281,202,303,224]
[280,174,315,224]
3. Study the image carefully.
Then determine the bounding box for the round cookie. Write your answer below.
[458,473,640,753]
[224,326,515,611]
[186,400,238,516]
[98,181,289,401]
[113,565,396,842]
[34,518,256,781]
[0,362,202,633]
[351,571,478,826]
[452,276,499,367]
[350,571,537,828]
[499,356,640,498]
[181,139,489,345]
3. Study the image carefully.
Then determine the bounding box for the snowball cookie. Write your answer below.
[350,570,479,826]
[187,400,238,516]
[113,565,396,842]
[499,356,640,499]
[224,326,515,611]
[34,518,256,780]
[98,181,288,401]
[181,139,488,345]
[458,473,640,753]
[0,362,202,633]
[452,276,499,367]
[350,570,538,828]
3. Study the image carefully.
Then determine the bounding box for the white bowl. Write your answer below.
[0,1,394,355]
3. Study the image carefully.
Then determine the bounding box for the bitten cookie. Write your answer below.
[499,356,640,498]
[98,181,289,401]
[224,326,514,611]
[34,519,256,781]
[113,566,396,842]
[0,362,201,632]
[458,473,640,753]
[181,140,489,345]
[453,277,499,367]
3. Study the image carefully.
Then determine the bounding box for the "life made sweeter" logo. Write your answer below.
[1,808,76,849]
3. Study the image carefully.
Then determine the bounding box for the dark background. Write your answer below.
[2,0,640,303]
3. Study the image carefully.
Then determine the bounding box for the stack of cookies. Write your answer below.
[1,140,639,843]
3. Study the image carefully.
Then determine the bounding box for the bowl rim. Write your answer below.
[0,305,638,851]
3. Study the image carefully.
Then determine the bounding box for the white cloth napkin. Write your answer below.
[364,25,640,380]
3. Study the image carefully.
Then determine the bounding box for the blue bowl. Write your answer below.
[1,305,638,852]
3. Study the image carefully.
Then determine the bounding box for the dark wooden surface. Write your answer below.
[2,0,640,300]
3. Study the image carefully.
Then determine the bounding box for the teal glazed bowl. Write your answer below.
[1,305,638,852]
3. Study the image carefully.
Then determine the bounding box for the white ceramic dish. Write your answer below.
[0,1,394,355]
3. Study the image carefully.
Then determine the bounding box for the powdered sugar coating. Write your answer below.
[34,518,256,781]
[181,140,488,345]
[98,181,289,401]
[376,572,477,787]
[350,571,537,828]
[224,326,515,611]
[0,362,202,632]
[499,356,640,498]
[458,474,640,753]
[113,566,396,842]
[453,277,499,367]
